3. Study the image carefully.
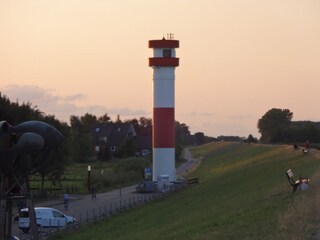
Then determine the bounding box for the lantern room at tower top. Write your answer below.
[148,36,179,67]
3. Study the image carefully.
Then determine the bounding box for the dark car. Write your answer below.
[136,180,156,193]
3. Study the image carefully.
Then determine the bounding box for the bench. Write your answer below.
[286,169,310,192]
[187,178,199,185]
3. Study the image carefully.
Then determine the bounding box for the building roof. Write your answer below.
[91,122,136,146]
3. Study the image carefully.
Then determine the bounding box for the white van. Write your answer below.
[19,207,75,233]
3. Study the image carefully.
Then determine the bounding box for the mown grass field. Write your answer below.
[52,142,320,240]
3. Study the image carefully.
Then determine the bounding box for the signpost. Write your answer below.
[88,165,91,192]
[144,167,152,180]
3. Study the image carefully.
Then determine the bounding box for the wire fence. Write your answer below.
[30,184,82,200]
[19,181,192,240]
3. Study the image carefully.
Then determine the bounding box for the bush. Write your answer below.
[88,158,151,191]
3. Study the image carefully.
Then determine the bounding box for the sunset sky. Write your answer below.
[1,0,319,138]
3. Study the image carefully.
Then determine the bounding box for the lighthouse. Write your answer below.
[149,34,179,182]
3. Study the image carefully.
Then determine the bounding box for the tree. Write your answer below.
[194,132,205,145]
[175,144,182,160]
[68,115,93,163]
[175,122,191,159]
[301,122,320,142]
[70,115,81,129]
[287,121,320,143]
[124,117,152,136]
[257,108,293,143]
[98,113,111,123]
[0,93,44,125]
[246,134,258,144]
[138,117,152,136]
[175,121,191,146]
[115,138,137,158]
[80,113,97,132]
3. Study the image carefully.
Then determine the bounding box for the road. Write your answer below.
[12,185,142,239]
[176,147,199,176]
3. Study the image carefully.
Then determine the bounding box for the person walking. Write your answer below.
[91,186,96,199]
[303,140,309,154]
[63,193,70,210]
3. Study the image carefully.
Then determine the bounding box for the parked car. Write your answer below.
[19,207,75,233]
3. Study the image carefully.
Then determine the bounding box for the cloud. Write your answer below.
[227,114,255,120]
[63,93,87,102]
[183,111,216,117]
[1,84,149,123]
[3,84,59,103]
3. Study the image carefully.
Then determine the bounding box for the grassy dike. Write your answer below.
[52,142,320,240]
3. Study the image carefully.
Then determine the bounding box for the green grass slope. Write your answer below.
[52,142,320,240]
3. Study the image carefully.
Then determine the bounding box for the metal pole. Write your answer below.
[87,166,91,192]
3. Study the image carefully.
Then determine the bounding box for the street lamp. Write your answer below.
[88,165,91,192]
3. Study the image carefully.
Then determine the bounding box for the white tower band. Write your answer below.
[149,35,179,182]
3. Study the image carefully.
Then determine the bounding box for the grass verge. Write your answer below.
[51,142,320,240]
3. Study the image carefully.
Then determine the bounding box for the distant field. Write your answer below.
[52,142,320,240]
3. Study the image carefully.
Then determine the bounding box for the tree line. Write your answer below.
[0,93,214,173]
[257,108,320,145]
[4,93,317,178]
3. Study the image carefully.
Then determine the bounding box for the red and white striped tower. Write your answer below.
[149,34,179,182]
